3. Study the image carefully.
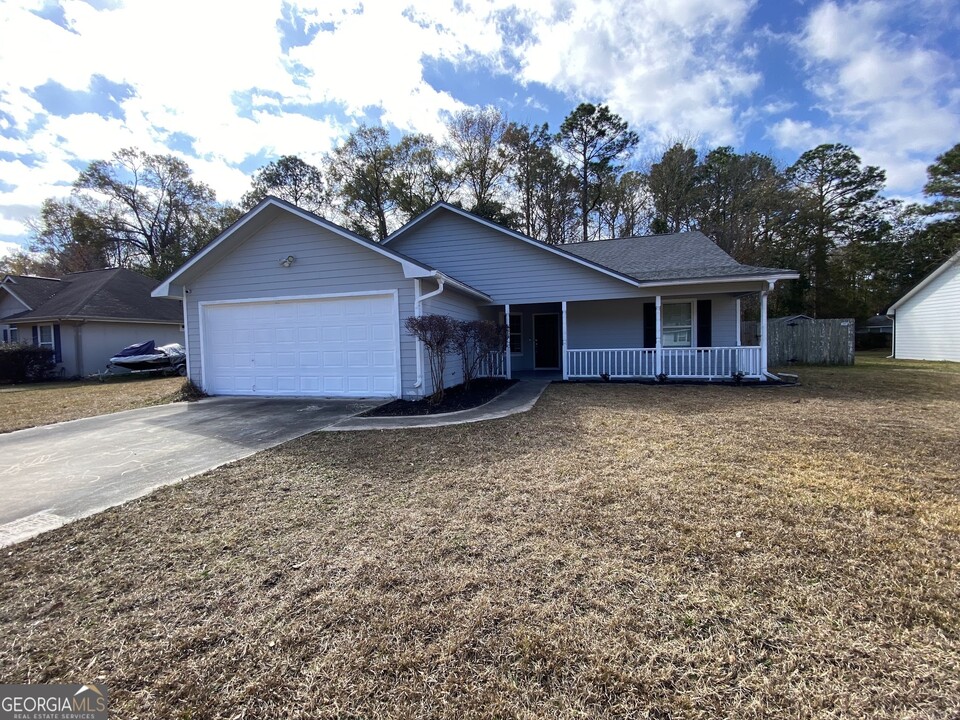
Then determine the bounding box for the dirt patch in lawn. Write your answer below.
[0,375,186,433]
[364,378,517,416]
[1,361,958,718]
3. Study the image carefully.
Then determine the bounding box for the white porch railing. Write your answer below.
[566,348,658,378]
[478,350,507,378]
[566,346,762,380]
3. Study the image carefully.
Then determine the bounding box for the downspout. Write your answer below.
[886,311,895,359]
[413,274,445,391]
[75,320,84,376]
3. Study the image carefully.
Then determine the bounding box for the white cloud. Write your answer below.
[515,0,760,147]
[788,0,960,193]
[0,0,955,246]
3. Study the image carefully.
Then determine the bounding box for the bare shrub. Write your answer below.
[404,314,456,403]
[452,319,504,388]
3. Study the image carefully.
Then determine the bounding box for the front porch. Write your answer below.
[482,289,773,382]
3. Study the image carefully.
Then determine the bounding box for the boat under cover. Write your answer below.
[109,340,185,371]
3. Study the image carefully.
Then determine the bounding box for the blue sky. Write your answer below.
[0,0,958,254]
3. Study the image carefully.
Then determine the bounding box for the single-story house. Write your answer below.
[151,197,799,398]
[887,249,960,362]
[1,268,184,377]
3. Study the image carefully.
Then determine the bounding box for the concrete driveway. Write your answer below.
[0,396,376,546]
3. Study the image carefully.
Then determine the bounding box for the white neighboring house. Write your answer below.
[887,249,960,362]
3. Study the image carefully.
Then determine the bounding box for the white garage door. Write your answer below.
[201,294,399,397]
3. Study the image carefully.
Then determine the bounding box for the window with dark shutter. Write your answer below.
[643,303,656,348]
[697,299,712,347]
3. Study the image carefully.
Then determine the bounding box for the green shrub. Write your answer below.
[0,343,56,383]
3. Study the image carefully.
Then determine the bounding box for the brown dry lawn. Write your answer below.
[0,375,186,433]
[2,355,959,718]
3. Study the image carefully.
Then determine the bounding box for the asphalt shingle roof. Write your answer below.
[563,231,795,283]
[3,268,181,323]
[2,274,62,309]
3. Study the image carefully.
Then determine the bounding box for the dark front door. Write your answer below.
[533,313,560,368]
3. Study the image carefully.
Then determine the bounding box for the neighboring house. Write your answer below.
[1,268,184,377]
[887,249,960,362]
[152,197,799,399]
[861,315,893,335]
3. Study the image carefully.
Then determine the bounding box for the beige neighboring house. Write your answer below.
[0,268,184,378]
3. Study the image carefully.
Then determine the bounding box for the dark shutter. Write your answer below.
[32,325,39,345]
[643,303,656,348]
[697,299,712,347]
[53,324,62,363]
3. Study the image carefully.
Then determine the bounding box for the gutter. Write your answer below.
[412,274,446,390]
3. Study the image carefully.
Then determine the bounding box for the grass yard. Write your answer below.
[0,375,187,433]
[1,356,958,718]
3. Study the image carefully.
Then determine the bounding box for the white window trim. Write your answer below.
[499,311,523,355]
[661,300,697,349]
[36,324,55,350]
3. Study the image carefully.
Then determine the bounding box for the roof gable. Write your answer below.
[152,196,445,299]
[888,249,960,314]
[384,203,641,288]
[0,274,63,310]
[387,204,797,287]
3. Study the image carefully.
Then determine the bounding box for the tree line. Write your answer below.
[5,103,959,321]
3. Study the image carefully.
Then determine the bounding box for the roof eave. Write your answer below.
[633,272,800,287]
[887,248,960,313]
[8,315,182,325]
[434,272,492,302]
[152,197,436,298]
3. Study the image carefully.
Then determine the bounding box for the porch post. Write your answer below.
[655,295,663,376]
[759,289,768,380]
[735,297,742,347]
[561,301,568,380]
[505,303,512,380]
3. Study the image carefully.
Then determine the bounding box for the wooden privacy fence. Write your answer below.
[742,318,856,366]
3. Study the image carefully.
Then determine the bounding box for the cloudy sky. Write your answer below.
[1,0,958,255]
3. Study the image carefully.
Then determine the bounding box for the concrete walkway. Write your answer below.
[0,397,376,547]
[325,379,551,431]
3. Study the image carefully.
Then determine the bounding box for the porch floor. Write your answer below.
[513,369,563,382]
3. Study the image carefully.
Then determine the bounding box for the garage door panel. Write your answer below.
[372,350,395,367]
[350,326,375,342]
[202,294,398,398]
[347,351,369,367]
[300,351,320,367]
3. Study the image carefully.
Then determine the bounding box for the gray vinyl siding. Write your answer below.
[894,260,960,361]
[710,295,739,346]
[567,299,645,349]
[566,294,740,349]
[183,214,418,397]
[389,211,643,303]
[0,292,29,319]
[421,281,485,391]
